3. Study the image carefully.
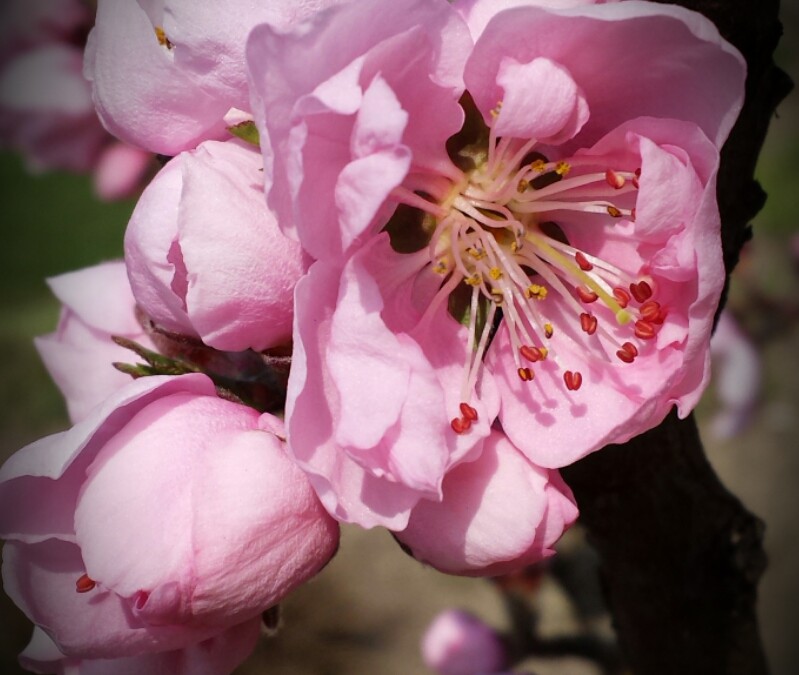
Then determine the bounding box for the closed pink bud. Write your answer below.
[422,610,507,675]
[0,374,340,663]
[125,139,308,352]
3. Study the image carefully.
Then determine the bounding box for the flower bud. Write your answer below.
[422,610,507,675]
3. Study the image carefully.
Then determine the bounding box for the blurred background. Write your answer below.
[1,2,798,674]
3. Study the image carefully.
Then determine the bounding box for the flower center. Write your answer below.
[386,98,666,434]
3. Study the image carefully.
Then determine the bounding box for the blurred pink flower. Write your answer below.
[421,609,506,675]
[0,43,107,173]
[0,374,339,666]
[125,139,308,352]
[709,310,761,439]
[35,261,153,424]
[246,0,745,543]
[93,142,153,201]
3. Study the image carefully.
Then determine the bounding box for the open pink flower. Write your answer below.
[125,139,307,352]
[246,0,745,533]
[35,261,153,424]
[0,374,339,664]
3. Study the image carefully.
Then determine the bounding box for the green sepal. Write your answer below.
[227,121,260,147]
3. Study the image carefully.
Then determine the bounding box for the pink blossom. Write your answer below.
[93,142,154,201]
[19,624,261,675]
[125,139,307,352]
[0,43,107,173]
[421,609,507,675]
[85,0,344,155]
[0,0,89,62]
[246,0,746,538]
[0,374,339,665]
[35,261,153,424]
[708,310,761,439]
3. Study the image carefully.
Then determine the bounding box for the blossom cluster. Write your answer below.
[1,0,745,673]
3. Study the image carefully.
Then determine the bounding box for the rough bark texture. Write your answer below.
[561,1,792,673]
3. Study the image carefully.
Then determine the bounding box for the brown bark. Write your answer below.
[561,1,792,673]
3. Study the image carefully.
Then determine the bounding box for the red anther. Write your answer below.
[576,287,598,303]
[580,312,598,335]
[630,208,636,222]
[632,168,641,189]
[634,320,656,340]
[629,280,653,303]
[459,402,478,422]
[622,341,639,357]
[616,341,639,364]
[605,169,626,190]
[76,574,96,594]
[563,370,583,391]
[640,300,661,321]
[575,251,593,271]
[652,307,668,325]
[612,287,631,308]
[606,205,622,218]
[451,417,470,434]
[518,367,534,382]
[520,345,542,362]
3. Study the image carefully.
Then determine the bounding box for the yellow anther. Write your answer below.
[433,260,448,275]
[489,267,503,281]
[490,101,503,118]
[606,205,622,218]
[465,274,482,287]
[544,323,554,338]
[467,247,486,260]
[517,179,529,192]
[525,284,547,300]
[155,26,173,49]
[555,161,571,176]
[510,240,523,253]
[530,159,546,173]
[538,347,549,359]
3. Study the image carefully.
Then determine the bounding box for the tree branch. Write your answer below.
[561,1,791,672]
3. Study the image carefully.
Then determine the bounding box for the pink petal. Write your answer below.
[397,431,577,575]
[3,540,217,659]
[466,2,745,150]
[178,140,306,351]
[494,56,589,143]
[0,375,217,542]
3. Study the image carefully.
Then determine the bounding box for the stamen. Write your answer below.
[630,280,653,303]
[520,345,544,362]
[640,300,661,322]
[576,287,599,304]
[575,251,593,271]
[451,417,471,434]
[580,313,598,335]
[606,205,622,218]
[460,402,478,421]
[613,287,631,308]
[605,169,626,189]
[563,371,583,391]
[634,320,657,340]
[76,574,96,593]
[544,323,554,338]
[518,367,534,382]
